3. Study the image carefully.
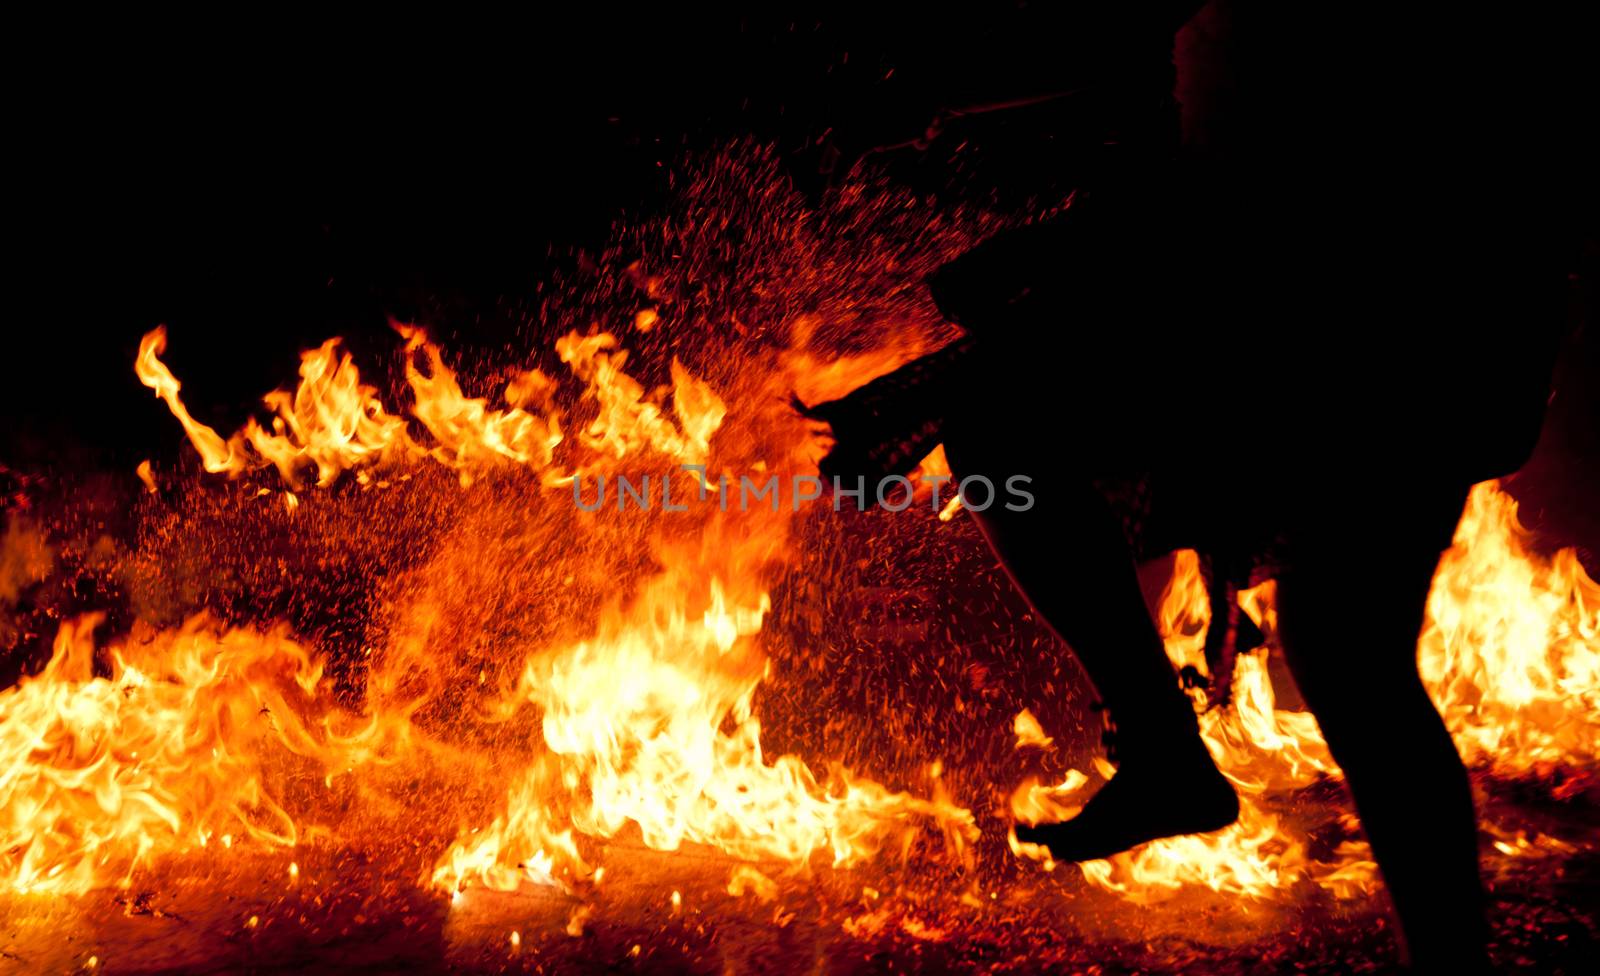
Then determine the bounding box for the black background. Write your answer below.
[6,6,1596,552]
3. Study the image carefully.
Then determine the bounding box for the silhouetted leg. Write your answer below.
[944,421,1238,859]
[1276,486,1486,973]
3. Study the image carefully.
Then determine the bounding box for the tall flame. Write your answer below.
[20,318,1598,907]
[1421,483,1600,777]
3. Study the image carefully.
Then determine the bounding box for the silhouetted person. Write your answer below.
[803,3,1584,971]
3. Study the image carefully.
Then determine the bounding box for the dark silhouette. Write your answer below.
[805,4,1584,971]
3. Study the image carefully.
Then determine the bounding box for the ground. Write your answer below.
[4,790,1595,975]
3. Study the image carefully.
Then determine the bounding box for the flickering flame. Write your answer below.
[554,331,725,469]
[109,321,978,901]
[1420,483,1600,777]
[1010,482,1598,902]
[432,574,969,891]
[1,614,375,894]
[395,323,564,481]
[136,325,555,488]
[12,169,1596,919]
[425,329,974,893]
[19,311,1600,908]
[1012,709,1054,751]
[134,328,240,476]
[12,302,1597,913]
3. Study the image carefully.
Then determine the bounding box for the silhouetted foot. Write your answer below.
[1015,759,1239,861]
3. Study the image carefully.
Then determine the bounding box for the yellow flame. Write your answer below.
[134,328,241,476]
[0,614,375,894]
[32,314,1600,911]
[1421,483,1600,775]
[123,322,974,895]
[1011,480,1597,902]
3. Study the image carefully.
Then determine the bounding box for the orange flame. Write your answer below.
[28,308,1599,910]
[1010,481,1598,902]
[116,322,977,899]
[0,614,378,894]
[1421,483,1600,777]
[134,328,240,476]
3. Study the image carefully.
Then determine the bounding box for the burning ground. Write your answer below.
[3,153,1597,973]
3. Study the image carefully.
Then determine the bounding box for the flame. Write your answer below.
[38,317,1600,907]
[553,331,726,469]
[1010,481,1598,903]
[244,338,415,487]
[135,326,415,486]
[18,157,1595,925]
[437,578,938,885]
[0,614,376,894]
[1420,482,1600,776]
[396,323,564,481]
[1012,708,1054,751]
[29,315,1600,909]
[134,328,241,476]
[427,332,974,892]
[135,323,738,496]
[115,319,978,899]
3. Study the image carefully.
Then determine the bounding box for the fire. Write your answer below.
[554,331,725,469]
[1421,483,1600,778]
[116,318,977,900]
[133,328,241,477]
[6,155,1591,937]
[1,614,370,894]
[11,304,1595,914]
[431,566,973,894]
[396,323,565,482]
[134,324,565,488]
[1011,483,1598,902]
[421,324,975,893]
[16,314,1597,910]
